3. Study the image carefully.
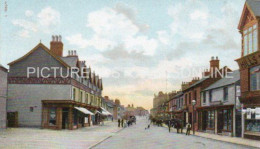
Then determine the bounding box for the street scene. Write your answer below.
[0,0,260,148]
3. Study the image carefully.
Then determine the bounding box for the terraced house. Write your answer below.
[7,35,104,130]
[198,70,241,137]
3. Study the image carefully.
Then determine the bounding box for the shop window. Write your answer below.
[49,108,56,126]
[250,66,260,91]
[246,120,260,132]
[243,24,258,56]
[223,87,228,101]
[223,109,232,131]
[207,110,214,129]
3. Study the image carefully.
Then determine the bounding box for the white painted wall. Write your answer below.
[202,85,236,106]
[7,84,71,127]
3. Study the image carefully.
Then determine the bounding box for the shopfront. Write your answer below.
[42,100,96,130]
[198,105,234,136]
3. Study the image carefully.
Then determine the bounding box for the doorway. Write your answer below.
[202,111,207,131]
[217,110,224,134]
[7,112,18,127]
[62,108,69,129]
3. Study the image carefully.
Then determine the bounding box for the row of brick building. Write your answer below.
[151,0,260,140]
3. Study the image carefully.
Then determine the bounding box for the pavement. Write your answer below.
[93,117,260,149]
[0,121,122,149]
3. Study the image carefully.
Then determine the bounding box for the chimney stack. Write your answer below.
[50,35,63,57]
[210,56,220,74]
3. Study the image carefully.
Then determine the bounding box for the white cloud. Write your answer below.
[13,6,60,37]
[67,5,157,56]
[25,10,34,17]
[12,19,37,32]
[37,6,60,31]
[168,0,209,40]
[66,34,88,48]
[17,30,30,38]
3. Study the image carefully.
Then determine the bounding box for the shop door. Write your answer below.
[235,112,242,137]
[7,112,18,127]
[202,111,207,130]
[217,110,224,133]
[62,108,69,129]
[183,112,186,126]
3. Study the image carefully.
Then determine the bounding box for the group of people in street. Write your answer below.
[117,116,136,128]
[166,120,192,135]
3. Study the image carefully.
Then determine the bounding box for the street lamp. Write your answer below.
[192,100,196,135]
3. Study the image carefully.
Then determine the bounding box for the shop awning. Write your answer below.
[75,107,94,115]
[100,107,112,116]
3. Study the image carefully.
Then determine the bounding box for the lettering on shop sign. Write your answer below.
[238,52,260,69]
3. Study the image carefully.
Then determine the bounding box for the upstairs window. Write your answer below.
[209,90,212,103]
[203,92,206,103]
[243,24,258,56]
[72,88,76,100]
[250,66,260,91]
[223,87,228,101]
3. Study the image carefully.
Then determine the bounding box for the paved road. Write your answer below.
[93,117,255,149]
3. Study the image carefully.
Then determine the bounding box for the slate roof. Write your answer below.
[173,91,183,99]
[247,0,260,17]
[60,57,78,67]
[204,70,240,91]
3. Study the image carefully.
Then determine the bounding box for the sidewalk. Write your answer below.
[0,121,123,149]
[163,124,260,148]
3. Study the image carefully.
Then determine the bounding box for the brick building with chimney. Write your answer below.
[235,0,260,140]
[7,35,104,130]
[182,57,231,131]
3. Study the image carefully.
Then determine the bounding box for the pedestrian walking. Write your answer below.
[118,119,121,127]
[186,123,191,135]
[168,120,171,133]
[121,119,124,127]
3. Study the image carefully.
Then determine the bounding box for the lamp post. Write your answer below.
[192,100,196,135]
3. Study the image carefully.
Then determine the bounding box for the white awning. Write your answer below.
[101,107,112,116]
[75,107,94,115]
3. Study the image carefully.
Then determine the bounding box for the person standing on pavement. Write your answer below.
[168,120,171,133]
[118,119,121,127]
[186,123,191,135]
[121,119,124,127]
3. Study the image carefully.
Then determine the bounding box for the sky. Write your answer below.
[0,0,245,110]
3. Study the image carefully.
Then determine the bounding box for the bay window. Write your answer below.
[243,24,258,56]
[250,65,260,91]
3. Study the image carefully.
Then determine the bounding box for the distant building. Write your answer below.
[0,65,8,129]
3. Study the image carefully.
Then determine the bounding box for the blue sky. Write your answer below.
[0,0,245,109]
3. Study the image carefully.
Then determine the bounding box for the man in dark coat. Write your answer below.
[121,119,124,127]
[168,120,171,133]
[118,119,120,127]
[186,123,191,135]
